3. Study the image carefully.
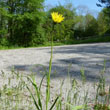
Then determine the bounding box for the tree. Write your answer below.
[97,0,110,35]
[97,10,107,35]
[96,0,110,8]
[76,5,90,16]
[0,0,45,47]
[74,14,98,39]
[97,8,110,35]
[0,7,7,38]
[84,14,98,36]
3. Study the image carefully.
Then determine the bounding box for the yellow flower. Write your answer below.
[51,12,64,23]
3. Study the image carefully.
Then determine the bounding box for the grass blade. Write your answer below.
[39,74,46,91]
[27,76,42,110]
[49,96,59,110]
[26,85,40,110]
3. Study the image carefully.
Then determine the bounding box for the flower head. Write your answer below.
[51,12,64,23]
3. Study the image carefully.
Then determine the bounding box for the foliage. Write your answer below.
[0,1,110,47]
[97,8,110,35]
[97,0,110,8]
[0,0,45,47]
[74,14,98,39]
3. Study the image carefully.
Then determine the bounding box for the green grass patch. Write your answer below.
[0,36,110,50]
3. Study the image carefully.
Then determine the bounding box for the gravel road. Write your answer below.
[0,43,110,81]
[0,43,110,102]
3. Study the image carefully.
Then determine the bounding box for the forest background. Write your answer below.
[0,0,110,48]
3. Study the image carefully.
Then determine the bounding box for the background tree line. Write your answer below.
[0,0,110,47]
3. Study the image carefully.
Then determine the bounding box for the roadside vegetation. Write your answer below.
[0,61,110,110]
[0,0,110,49]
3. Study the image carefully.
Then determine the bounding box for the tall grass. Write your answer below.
[0,61,110,110]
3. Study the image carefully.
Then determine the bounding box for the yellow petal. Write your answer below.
[51,12,64,23]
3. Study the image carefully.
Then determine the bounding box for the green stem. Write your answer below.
[46,24,54,110]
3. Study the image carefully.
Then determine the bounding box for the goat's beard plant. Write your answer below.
[46,12,64,110]
[26,12,64,110]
